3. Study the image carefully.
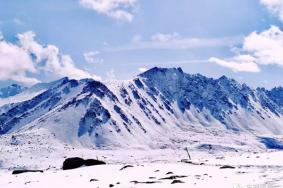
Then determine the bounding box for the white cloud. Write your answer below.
[151,32,180,43]
[210,25,283,72]
[209,56,260,73]
[242,25,283,66]
[18,31,101,81]
[149,33,240,49]
[17,31,45,62]
[79,0,137,22]
[84,51,104,64]
[0,31,101,85]
[261,0,283,21]
[0,39,40,85]
[110,33,241,51]
[138,67,148,73]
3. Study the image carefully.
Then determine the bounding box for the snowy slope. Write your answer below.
[0,78,71,114]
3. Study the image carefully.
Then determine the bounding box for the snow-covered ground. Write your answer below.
[0,126,282,188]
[0,150,283,188]
[0,129,282,188]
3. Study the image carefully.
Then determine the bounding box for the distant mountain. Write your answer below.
[0,67,283,151]
[0,84,26,99]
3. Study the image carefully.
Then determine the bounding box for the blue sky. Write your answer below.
[0,0,283,88]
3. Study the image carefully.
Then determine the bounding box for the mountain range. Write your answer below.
[1,67,283,151]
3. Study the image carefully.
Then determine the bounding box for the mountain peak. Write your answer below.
[139,67,184,78]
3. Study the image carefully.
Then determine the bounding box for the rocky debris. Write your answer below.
[159,175,188,180]
[181,159,193,164]
[120,165,134,171]
[130,180,161,184]
[181,159,203,165]
[10,135,19,145]
[171,180,185,184]
[166,171,173,175]
[219,165,236,169]
[24,181,31,185]
[90,178,99,182]
[12,169,43,175]
[63,157,106,170]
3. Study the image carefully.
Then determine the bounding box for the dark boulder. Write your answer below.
[63,157,85,170]
[84,159,106,166]
[63,157,106,170]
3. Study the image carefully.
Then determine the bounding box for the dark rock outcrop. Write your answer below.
[84,159,106,166]
[120,165,134,171]
[171,180,185,184]
[12,169,43,175]
[62,157,106,170]
[219,165,235,169]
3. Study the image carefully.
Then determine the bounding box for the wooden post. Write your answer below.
[185,147,191,160]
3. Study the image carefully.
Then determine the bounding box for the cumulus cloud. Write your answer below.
[0,38,39,85]
[84,51,104,64]
[0,31,101,85]
[242,25,283,66]
[19,31,101,81]
[79,0,137,22]
[261,0,283,21]
[210,25,283,72]
[209,56,260,73]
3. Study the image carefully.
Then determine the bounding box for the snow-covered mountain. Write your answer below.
[0,84,26,99]
[1,67,283,151]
